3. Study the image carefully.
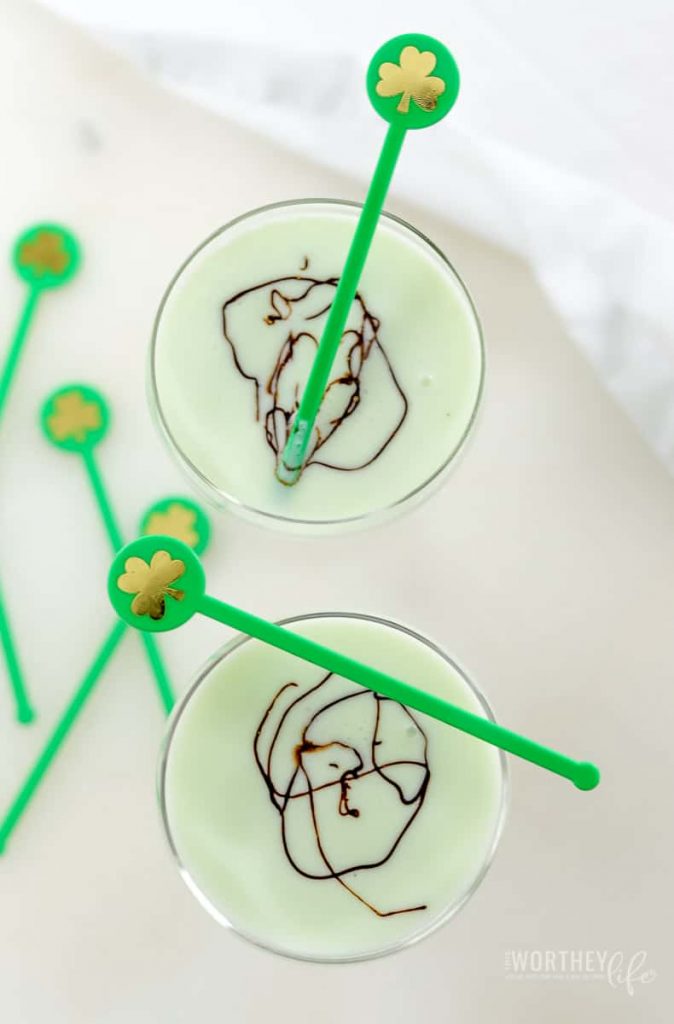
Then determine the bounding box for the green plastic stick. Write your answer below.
[0,288,40,430]
[0,498,210,853]
[197,598,599,789]
[0,226,80,722]
[276,123,405,483]
[277,34,460,484]
[108,536,601,792]
[0,224,80,429]
[40,384,175,712]
[138,632,173,716]
[0,620,126,853]
[82,448,175,711]
[83,447,124,551]
[136,495,211,715]
[0,580,34,723]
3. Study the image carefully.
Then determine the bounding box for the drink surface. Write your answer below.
[161,614,505,961]
[152,202,483,526]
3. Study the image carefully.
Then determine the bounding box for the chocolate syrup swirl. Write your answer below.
[222,260,409,474]
[254,673,430,918]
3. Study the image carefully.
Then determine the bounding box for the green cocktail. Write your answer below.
[159,612,506,962]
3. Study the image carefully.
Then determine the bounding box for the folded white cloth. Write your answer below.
[41,0,674,471]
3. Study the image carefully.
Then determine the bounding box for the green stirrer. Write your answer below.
[108,536,600,791]
[0,496,210,853]
[0,225,80,722]
[277,33,460,485]
[40,384,199,714]
[0,621,126,853]
[0,224,80,429]
[0,579,33,723]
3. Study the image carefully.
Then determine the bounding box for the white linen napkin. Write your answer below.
[39,0,674,471]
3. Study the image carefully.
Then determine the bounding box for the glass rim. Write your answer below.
[148,198,486,528]
[157,610,509,964]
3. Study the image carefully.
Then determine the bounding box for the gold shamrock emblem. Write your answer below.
[47,391,102,444]
[117,551,186,621]
[376,45,446,114]
[17,231,70,276]
[144,503,199,549]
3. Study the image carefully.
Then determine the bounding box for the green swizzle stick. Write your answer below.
[39,384,208,714]
[0,225,81,723]
[277,34,460,485]
[0,579,33,724]
[0,225,80,427]
[108,535,601,791]
[0,621,126,853]
[0,487,210,853]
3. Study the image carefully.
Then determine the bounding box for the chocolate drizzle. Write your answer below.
[254,674,430,918]
[222,265,409,474]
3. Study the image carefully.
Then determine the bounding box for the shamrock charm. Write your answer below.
[366,34,459,130]
[41,385,109,453]
[12,224,81,289]
[17,231,70,276]
[143,502,199,549]
[46,390,102,444]
[117,551,186,621]
[109,536,205,633]
[140,497,211,556]
[376,45,446,114]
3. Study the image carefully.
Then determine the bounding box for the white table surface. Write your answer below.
[0,2,672,1021]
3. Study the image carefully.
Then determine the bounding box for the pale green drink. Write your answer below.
[160,613,506,962]
[151,201,483,530]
